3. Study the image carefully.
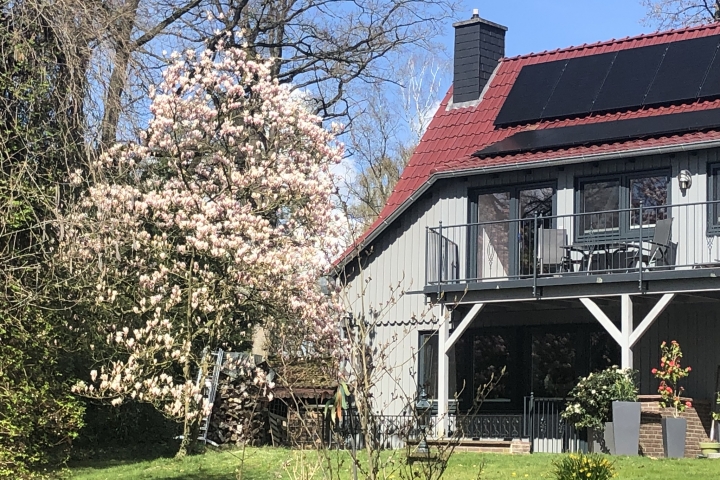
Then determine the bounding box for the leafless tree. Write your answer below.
[642,0,720,28]
[345,53,448,229]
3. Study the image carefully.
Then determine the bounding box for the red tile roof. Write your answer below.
[337,22,720,267]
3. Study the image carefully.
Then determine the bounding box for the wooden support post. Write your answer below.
[628,294,675,347]
[436,307,450,438]
[581,294,675,371]
[579,297,622,345]
[621,295,633,369]
[445,303,484,353]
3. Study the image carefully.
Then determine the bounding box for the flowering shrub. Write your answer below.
[562,367,637,430]
[64,44,345,455]
[652,340,692,417]
[552,453,616,480]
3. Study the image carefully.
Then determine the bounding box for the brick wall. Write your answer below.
[638,396,711,458]
[425,439,531,454]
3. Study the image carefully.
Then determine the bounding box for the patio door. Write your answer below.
[473,185,554,280]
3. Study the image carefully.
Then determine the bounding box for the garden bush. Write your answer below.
[561,367,637,430]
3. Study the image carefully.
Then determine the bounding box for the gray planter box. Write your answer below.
[587,423,615,454]
[662,417,687,458]
[612,401,640,456]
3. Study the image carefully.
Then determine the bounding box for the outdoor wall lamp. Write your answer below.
[678,170,692,192]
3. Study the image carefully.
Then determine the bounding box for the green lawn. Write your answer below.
[66,446,720,480]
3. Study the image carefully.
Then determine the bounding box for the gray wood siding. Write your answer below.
[634,300,720,402]
[342,148,720,414]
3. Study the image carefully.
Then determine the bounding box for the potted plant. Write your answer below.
[609,369,641,456]
[699,438,720,456]
[652,340,692,459]
[562,367,638,455]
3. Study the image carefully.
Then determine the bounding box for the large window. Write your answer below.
[418,332,438,399]
[576,171,669,239]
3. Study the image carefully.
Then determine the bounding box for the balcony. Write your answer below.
[425,200,720,301]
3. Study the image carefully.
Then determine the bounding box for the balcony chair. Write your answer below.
[537,228,571,274]
[625,217,675,270]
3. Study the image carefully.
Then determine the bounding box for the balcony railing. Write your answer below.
[426,200,720,291]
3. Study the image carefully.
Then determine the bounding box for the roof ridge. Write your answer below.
[503,21,720,63]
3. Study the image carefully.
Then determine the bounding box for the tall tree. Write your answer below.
[66,46,345,457]
[642,0,720,28]
[0,3,85,474]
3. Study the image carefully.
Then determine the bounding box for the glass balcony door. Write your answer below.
[473,186,554,280]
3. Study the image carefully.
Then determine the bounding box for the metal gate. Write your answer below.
[524,395,586,453]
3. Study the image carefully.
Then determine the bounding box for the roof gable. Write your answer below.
[337,22,720,267]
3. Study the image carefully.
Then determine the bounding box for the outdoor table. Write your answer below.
[561,241,635,273]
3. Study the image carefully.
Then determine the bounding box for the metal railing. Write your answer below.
[453,413,524,439]
[524,395,584,454]
[426,200,720,292]
[324,412,526,450]
[323,400,587,453]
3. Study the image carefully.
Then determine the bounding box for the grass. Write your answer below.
[65,446,720,480]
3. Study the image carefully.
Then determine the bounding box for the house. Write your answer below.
[336,12,720,455]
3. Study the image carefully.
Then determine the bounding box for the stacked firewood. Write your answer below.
[206,373,269,446]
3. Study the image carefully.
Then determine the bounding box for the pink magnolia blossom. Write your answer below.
[65,46,344,425]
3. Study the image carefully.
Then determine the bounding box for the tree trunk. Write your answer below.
[100,0,140,149]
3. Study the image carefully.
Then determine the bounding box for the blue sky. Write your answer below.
[448,1,653,58]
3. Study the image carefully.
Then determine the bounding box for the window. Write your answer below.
[629,175,669,227]
[470,184,555,279]
[576,171,670,239]
[709,164,720,235]
[418,332,438,399]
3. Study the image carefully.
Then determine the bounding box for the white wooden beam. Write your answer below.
[436,307,450,438]
[620,295,633,369]
[629,294,675,348]
[445,303,484,353]
[579,297,623,345]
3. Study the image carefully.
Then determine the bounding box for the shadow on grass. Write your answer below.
[67,441,180,469]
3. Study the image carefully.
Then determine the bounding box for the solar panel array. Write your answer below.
[494,34,720,126]
[476,108,720,158]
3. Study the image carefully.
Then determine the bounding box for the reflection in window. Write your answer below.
[519,188,555,276]
[418,332,438,398]
[579,180,620,235]
[473,334,510,403]
[630,176,668,227]
[531,332,576,398]
[477,192,510,279]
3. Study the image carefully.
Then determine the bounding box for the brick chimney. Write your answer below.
[452,10,507,104]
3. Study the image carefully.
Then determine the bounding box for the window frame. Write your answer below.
[467,182,558,281]
[574,169,671,242]
[707,163,720,236]
[417,331,438,399]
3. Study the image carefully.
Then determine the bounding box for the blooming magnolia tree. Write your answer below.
[65,45,345,456]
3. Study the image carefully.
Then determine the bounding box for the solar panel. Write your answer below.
[492,34,720,126]
[542,52,617,119]
[699,45,720,98]
[592,43,668,113]
[494,59,567,126]
[475,108,720,158]
[644,36,720,106]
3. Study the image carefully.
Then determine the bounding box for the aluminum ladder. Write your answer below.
[197,348,224,446]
